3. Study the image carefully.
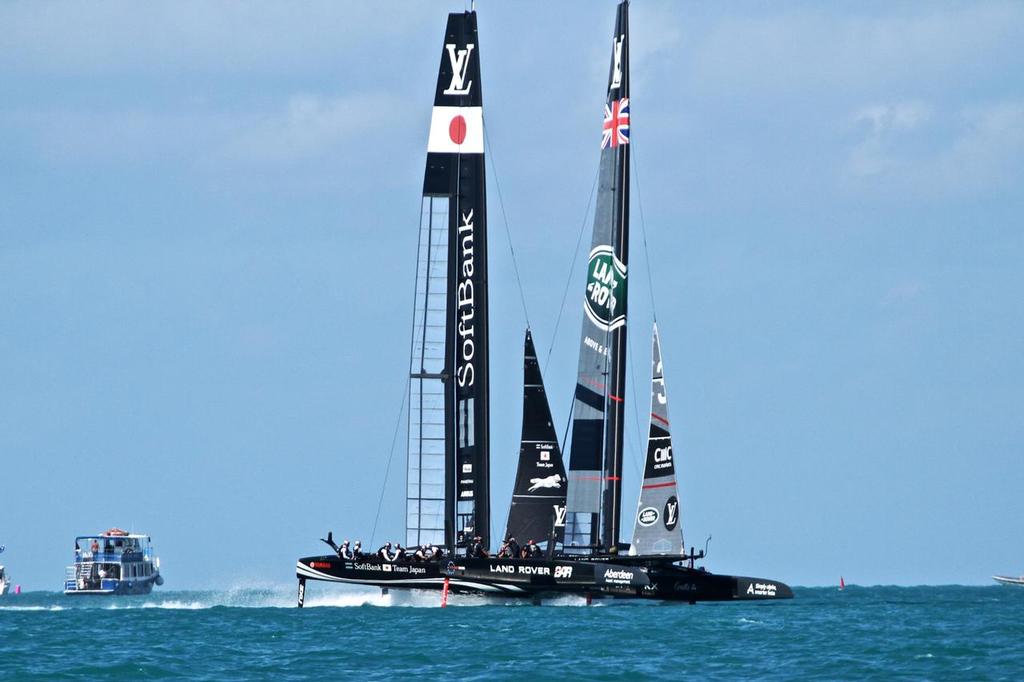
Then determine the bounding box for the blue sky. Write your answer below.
[1,1,1022,589]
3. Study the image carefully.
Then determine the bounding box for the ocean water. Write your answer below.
[2,585,1022,680]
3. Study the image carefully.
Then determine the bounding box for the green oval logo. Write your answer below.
[584,245,627,331]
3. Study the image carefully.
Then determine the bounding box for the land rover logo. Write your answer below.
[584,245,627,331]
[638,506,659,527]
[664,495,679,531]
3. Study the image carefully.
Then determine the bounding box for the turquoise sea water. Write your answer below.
[2,585,1022,679]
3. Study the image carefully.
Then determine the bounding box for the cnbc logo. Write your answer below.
[584,245,627,331]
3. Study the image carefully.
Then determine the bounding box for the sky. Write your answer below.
[1,0,1022,590]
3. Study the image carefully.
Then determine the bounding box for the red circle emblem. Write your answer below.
[449,115,467,145]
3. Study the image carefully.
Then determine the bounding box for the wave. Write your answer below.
[0,584,605,611]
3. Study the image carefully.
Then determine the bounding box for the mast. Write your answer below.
[407,10,490,552]
[504,330,568,548]
[629,324,684,556]
[565,0,631,552]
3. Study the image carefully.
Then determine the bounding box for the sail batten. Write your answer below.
[566,0,631,552]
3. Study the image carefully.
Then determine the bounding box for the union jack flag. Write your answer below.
[601,97,630,149]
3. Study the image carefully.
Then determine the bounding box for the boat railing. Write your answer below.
[76,551,148,563]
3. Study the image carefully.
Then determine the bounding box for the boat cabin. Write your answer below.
[64,528,162,595]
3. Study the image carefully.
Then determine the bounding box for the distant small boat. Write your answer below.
[0,544,8,595]
[839,576,845,590]
[993,575,1024,586]
[64,529,163,596]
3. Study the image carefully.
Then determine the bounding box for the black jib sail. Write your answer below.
[407,10,490,552]
[628,324,684,556]
[565,0,631,552]
[504,330,568,549]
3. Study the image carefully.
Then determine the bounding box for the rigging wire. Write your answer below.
[484,120,531,330]
[552,166,601,460]
[545,165,601,371]
[384,195,430,549]
[626,330,647,480]
[630,141,660,322]
[370,381,410,548]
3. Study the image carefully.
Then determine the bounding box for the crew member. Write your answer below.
[339,540,353,560]
[413,546,427,562]
[353,541,363,559]
[469,536,488,559]
[526,540,542,558]
[394,543,406,561]
[505,537,520,560]
[377,542,393,561]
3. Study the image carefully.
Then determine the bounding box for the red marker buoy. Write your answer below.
[839,576,846,590]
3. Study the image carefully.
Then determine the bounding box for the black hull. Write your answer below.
[296,554,791,604]
[565,553,792,602]
[297,555,647,601]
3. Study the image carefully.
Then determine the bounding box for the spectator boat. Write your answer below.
[64,529,163,596]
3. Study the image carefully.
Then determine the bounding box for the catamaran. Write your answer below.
[296,7,648,603]
[296,1,792,604]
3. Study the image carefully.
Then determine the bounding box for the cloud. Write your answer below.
[688,3,1024,97]
[213,92,408,165]
[881,281,926,308]
[2,91,410,171]
[0,1,433,77]
[847,101,932,177]
[843,100,1024,196]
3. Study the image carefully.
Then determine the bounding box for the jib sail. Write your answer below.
[629,324,684,556]
[504,330,568,549]
[407,10,490,551]
[565,0,631,552]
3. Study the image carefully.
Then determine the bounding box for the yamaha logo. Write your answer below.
[637,507,659,527]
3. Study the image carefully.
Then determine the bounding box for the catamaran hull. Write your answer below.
[296,555,649,602]
[296,555,791,603]
[639,567,792,602]
[571,554,792,602]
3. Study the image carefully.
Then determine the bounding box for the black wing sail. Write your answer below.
[504,330,568,549]
[565,0,631,552]
[628,324,684,556]
[407,10,490,552]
